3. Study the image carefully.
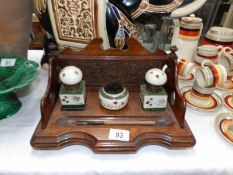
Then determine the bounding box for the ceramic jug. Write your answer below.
[171,14,203,62]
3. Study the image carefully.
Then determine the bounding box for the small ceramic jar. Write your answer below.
[140,65,168,111]
[194,45,219,65]
[59,66,86,110]
[99,83,129,110]
[202,27,233,48]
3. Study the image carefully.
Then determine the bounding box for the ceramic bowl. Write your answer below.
[99,83,129,110]
[202,26,233,47]
[205,26,233,43]
[215,113,233,145]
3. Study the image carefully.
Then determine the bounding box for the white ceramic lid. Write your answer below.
[145,68,167,86]
[180,15,202,30]
[206,26,233,42]
[197,45,218,57]
[59,66,83,85]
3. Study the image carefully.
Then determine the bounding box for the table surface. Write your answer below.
[0,50,233,175]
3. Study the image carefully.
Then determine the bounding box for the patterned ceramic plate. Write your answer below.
[222,92,233,111]
[178,73,195,83]
[216,78,233,91]
[180,86,223,112]
[215,113,233,145]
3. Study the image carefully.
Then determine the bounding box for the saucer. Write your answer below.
[216,78,233,91]
[180,86,223,112]
[178,73,195,83]
[222,92,233,111]
[215,113,233,145]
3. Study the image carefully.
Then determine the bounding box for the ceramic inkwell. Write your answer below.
[59,66,86,110]
[140,65,168,111]
[99,83,129,110]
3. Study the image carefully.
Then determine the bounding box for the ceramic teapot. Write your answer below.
[34,0,207,65]
[171,14,203,62]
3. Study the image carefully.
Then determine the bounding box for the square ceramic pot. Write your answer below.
[59,80,86,110]
[140,84,168,111]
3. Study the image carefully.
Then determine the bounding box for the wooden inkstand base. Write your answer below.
[31,38,196,153]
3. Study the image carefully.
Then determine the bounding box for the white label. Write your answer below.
[0,59,16,67]
[59,94,85,105]
[144,95,167,108]
[108,129,130,142]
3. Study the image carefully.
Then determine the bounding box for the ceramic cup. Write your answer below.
[202,26,233,48]
[99,83,129,110]
[196,60,227,88]
[219,47,233,73]
[190,80,215,105]
[194,45,219,65]
[177,59,195,77]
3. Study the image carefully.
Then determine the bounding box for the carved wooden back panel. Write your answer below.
[57,38,177,88]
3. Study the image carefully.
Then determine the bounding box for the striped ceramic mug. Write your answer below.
[177,59,194,77]
[190,80,214,101]
[219,47,233,72]
[194,45,219,65]
[196,60,227,88]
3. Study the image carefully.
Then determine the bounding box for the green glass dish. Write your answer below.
[0,55,39,120]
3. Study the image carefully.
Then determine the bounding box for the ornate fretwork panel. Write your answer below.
[51,0,96,44]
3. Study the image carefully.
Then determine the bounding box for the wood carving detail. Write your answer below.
[52,0,96,43]
[57,59,168,87]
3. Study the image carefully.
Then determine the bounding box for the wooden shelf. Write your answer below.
[31,38,196,153]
